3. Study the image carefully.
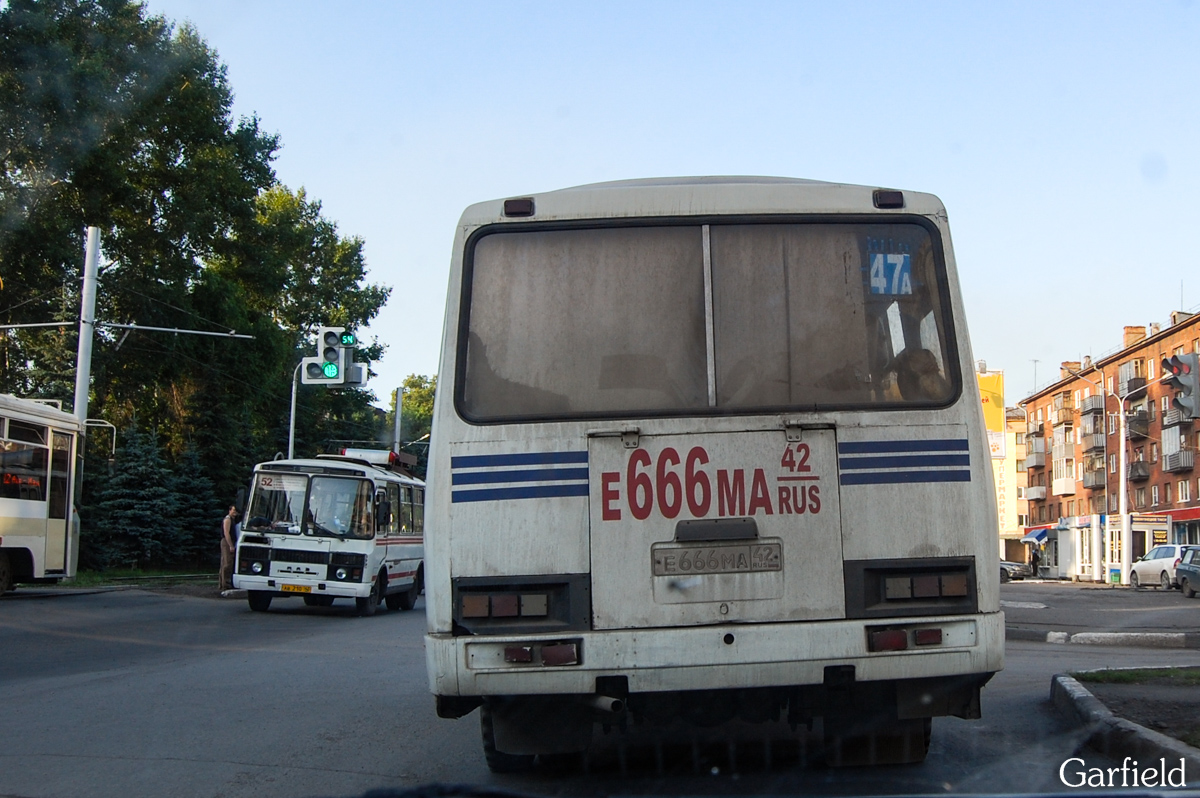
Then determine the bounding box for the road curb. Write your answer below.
[1008,628,1200,648]
[1051,672,1200,770]
[0,586,135,599]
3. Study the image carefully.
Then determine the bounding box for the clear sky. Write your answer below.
[146,0,1200,407]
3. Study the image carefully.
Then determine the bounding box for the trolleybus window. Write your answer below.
[0,441,47,502]
[460,221,956,420]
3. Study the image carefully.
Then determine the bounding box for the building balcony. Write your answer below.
[1081,395,1105,415]
[1126,412,1149,439]
[1120,376,1147,397]
[1026,420,1044,437]
[1082,469,1106,490]
[1163,408,1189,428]
[1082,434,1106,453]
[1025,451,1046,469]
[1025,485,1047,501]
[1127,461,1151,481]
[1052,477,1076,496]
[1052,444,1073,461]
[1051,408,1073,427]
[1165,450,1195,473]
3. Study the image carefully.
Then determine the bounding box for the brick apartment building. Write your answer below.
[1019,312,1200,582]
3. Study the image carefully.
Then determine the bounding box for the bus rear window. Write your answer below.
[460,221,957,421]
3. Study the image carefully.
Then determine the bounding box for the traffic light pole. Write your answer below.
[287,361,301,460]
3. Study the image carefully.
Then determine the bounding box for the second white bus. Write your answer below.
[234,452,424,615]
[424,177,1002,769]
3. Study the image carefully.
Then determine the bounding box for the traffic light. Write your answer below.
[1161,353,1200,419]
[301,326,348,385]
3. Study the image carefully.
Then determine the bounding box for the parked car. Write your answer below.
[1176,546,1200,598]
[1000,560,1032,582]
[1129,544,1190,590]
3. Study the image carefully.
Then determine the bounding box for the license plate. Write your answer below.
[652,541,782,576]
[280,584,311,594]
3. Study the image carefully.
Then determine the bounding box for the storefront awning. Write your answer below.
[1020,527,1050,544]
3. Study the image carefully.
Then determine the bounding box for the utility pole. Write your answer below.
[393,387,403,454]
[73,227,100,425]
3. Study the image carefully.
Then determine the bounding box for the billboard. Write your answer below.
[977,371,1005,459]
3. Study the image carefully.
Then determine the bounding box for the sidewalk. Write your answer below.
[1003,579,1200,649]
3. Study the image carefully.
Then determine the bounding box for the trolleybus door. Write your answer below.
[587,428,844,631]
[43,431,73,573]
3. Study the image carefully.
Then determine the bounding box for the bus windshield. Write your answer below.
[244,472,307,534]
[460,221,958,421]
[305,476,374,540]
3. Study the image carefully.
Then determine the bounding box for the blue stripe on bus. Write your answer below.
[451,467,589,486]
[451,451,588,469]
[838,454,971,470]
[840,470,972,485]
[451,483,591,503]
[837,439,969,454]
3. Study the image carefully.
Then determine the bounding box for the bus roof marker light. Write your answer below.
[873,189,904,209]
[503,198,535,217]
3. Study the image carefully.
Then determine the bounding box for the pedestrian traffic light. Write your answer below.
[301,326,348,385]
[1161,353,1200,419]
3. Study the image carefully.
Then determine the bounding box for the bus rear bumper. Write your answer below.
[426,611,1003,697]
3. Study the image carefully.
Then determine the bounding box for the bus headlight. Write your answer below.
[251,561,263,574]
[335,567,348,580]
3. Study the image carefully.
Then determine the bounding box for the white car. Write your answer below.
[1130,544,1188,590]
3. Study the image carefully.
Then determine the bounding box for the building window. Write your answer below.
[1109,494,1117,512]
[1037,408,1043,423]
[1015,432,1026,445]
[1110,454,1117,473]
[1108,414,1116,435]
[1152,442,1158,463]
[1167,483,1173,504]
[1108,376,1115,393]
[1148,358,1156,379]
[1136,487,1146,508]
[1016,459,1027,473]
[1152,485,1160,506]
[1074,390,1081,406]
[1018,514,1028,526]
[1179,480,1190,503]
[1067,500,1075,516]
[1163,396,1170,413]
[1176,345,1186,357]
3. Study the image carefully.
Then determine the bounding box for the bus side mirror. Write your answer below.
[236,487,247,515]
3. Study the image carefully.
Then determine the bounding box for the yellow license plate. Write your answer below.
[280,584,311,594]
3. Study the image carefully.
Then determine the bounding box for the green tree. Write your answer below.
[1,1,395,564]
[171,445,222,566]
[86,424,183,568]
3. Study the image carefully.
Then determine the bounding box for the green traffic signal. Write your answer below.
[323,361,340,379]
[340,332,357,346]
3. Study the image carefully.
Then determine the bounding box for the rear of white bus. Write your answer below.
[424,178,1002,768]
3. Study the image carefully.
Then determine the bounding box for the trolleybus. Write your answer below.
[424,177,1002,769]
[234,450,425,615]
[0,394,82,593]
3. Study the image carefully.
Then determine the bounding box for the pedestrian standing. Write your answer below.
[219,505,240,594]
[1030,547,1041,579]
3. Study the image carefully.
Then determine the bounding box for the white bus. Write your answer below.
[425,177,1002,769]
[234,451,425,616]
[0,394,82,593]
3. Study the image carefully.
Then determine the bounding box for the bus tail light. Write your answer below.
[867,626,945,652]
[451,575,591,635]
[540,642,579,666]
[868,629,908,652]
[914,628,943,646]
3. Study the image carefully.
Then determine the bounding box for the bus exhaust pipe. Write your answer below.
[589,695,624,714]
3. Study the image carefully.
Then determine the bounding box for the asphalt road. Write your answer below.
[1001,578,1200,636]
[2,586,1199,798]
